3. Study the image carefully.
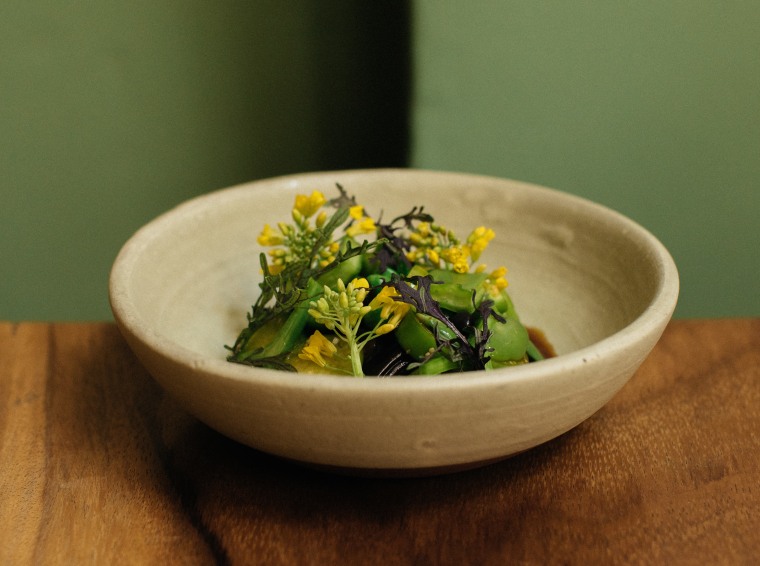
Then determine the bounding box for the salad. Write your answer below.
[226,185,552,376]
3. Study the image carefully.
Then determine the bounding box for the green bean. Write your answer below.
[485,316,529,363]
[412,354,459,376]
[394,312,437,360]
[490,289,521,321]
[525,340,545,362]
[239,278,323,361]
[317,254,362,289]
[429,283,478,313]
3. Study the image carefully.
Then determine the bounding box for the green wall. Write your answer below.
[411,1,759,318]
[4,1,758,320]
[2,1,408,320]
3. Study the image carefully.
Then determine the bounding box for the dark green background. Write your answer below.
[3,1,758,320]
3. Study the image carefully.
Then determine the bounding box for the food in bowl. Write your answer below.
[108,169,679,472]
[226,185,554,377]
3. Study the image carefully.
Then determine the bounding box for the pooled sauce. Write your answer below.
[527,327,557,359]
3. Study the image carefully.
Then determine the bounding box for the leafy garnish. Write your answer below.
[389,275,475,361]
[372,207,434,273]
[226,349,297,372]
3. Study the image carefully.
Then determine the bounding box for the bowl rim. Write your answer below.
[109,168,680,394]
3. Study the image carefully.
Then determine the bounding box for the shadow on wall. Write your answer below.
[239,2,412,176]
[0,1,411,320]
[311,2,411,170]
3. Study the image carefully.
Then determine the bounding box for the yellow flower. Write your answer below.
[351,277,369,289]
[315,210,328,228]
[346,215,376,237]
[467,226,495,261]
[298,330,337,367]
[375,323,397,336]
[257,224,283,246]
[294,191,326,219]
[369,286,411,333]
[488,266,509,290]
[266,263,285,276]
[405,249,421,263]
[440,245,470,274]
[350,278,370,302]
[349,205,365,220]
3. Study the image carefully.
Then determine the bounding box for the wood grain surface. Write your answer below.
[1,319,759,565]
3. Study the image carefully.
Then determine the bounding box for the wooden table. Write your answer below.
[2,319,759,565]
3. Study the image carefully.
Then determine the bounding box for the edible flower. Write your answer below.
[256,190,342,275]
[299,330,337,367]
[439,245,470,274]
[294,191,326,219]
[466,226,495,261]
[346,205,377,238]
[368,286,411,335]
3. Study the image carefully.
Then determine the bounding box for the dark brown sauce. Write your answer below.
[527,327,557,359]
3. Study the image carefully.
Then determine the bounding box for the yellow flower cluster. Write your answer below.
[404,222,503,277]
[346,205,377,238]
[440,245,470,274]
[256,190,339,275]
[293,191,326,219]
[405,222,455,266]
[299,278,411,375]
[307,277,373,332]
[467,226,496,261]
[483,265,509,293]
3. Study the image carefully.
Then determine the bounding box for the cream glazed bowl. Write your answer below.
[109,169,679,475]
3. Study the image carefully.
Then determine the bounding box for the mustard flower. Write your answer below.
[466,226,495,261]
[368,286,411,335]
[346,207,377,238]
[294,190,327,219]
[440,245,471,274]
[298,330,338,367]
[257,224,284,246]
[307,278,374,376]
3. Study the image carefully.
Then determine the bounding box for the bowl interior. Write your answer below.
[116,170,667,364]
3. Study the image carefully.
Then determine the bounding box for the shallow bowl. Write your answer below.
[109,169,679,475]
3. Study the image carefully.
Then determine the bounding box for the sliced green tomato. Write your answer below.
[486,316,529,363]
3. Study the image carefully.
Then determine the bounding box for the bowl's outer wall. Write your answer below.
[110,169,679,470]
[116,316,667,469]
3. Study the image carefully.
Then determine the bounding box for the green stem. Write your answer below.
[348,335,364,377]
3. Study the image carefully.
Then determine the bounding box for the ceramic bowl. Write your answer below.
[109,169,679,475]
